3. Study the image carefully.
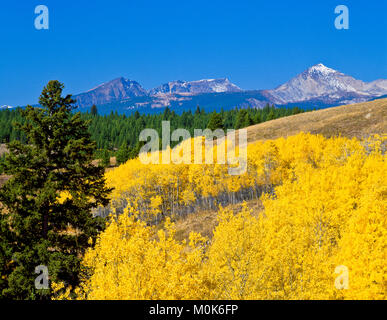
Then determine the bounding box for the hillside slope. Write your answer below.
[246,98,387,143]
[1,99,386,189]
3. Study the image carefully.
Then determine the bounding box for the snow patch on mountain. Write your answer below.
[268,63,386,104]
[150,78,242,95]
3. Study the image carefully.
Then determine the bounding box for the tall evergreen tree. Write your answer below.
[90,104,98,116]
[207,112,224,131]
[254,112,262,124]
[235,109,248,129]
[101,149,111,167]
[0,81,112,299]
[131,140,145,159]
[242,112,254,127]
[267,107,276,121]
[116,142,129,165]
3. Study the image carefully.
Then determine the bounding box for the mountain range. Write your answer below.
[49,64,387,114]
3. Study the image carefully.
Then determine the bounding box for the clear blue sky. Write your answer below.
[1,0,386,106]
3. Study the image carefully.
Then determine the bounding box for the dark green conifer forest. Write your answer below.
[0,104,304,167]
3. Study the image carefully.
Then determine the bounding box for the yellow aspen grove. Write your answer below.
[53,133,386,300]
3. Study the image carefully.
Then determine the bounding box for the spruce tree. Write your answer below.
[116,142,129,165]
[243,112,254,127]
[101,149,111,167]
[90,104,98,116]
[207,112,224,131]
[0,81,112,299]
[130,141,145,159]
[267,108,276,121]
[235,109,247,129]
[254,112,262,124]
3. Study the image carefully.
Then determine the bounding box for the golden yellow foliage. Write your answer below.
[56,133,386,300]
[74,208,207,300]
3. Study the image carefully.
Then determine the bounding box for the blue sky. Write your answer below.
[1,0,386,106]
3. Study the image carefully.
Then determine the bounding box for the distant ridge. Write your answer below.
[74,77,147,107]
[7,64,386,114]
[70,64,387,113]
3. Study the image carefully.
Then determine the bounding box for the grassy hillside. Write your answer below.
[246,98,387,143]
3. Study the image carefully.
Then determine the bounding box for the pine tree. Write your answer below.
[267,108,276,121]
[101,149,110,167]
[0,81,112,299]
[131,140,145,159]
[292,107,302,115]
[90,104,98,116]
[266,104,277,121]
[254,112,262,124]
[235,109,247,129]
[207,112,224,131]
[243,112,254,127]
[116,142,129,165]
[163,107,171,120]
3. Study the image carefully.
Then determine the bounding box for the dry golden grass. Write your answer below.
[246,98,387,143]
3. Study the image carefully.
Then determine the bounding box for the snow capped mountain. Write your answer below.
[268,63,386,104]
[69,64,386,112]
[73,77,242,108]
[0,105,14,109]
[150,78,242,95]
[308,63,337,75]
[74,77,147,107]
